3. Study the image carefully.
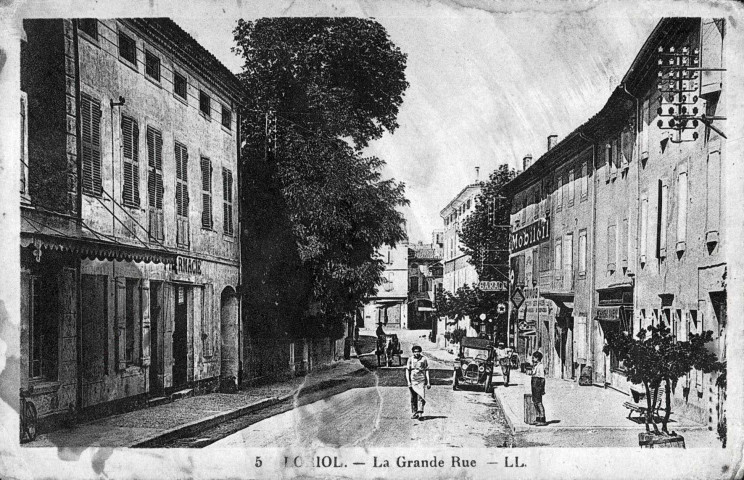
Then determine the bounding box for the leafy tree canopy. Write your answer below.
[460,164,517,281]
[604,322,723,434]
[436,284,508,339]
[233,18,410,338]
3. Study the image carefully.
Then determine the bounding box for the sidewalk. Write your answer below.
[492,370,720,447]
[27,357,366,448]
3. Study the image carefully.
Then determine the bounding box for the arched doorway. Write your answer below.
[220,286,239,392]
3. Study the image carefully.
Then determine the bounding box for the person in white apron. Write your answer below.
[406,345,431,419]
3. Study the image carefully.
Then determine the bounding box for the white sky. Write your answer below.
[20,0,662,243]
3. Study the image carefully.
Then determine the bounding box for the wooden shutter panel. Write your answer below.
[202,284,214,356]
[201,157,212,228]
[141,280,151,367]
[163,282,174,387]
[81,95,102,195]
[91,97,102,194]
[115,276,127,371]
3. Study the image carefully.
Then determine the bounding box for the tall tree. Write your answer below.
[233,18,410,340]
[459,164,516,282]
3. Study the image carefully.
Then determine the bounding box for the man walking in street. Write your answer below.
[530,351,548,426]
[406,345,431,420]
[495,341,512,387]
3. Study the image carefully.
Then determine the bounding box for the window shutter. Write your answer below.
[141,280,151,366]
[202,283,214,357]
[115,276,127,371]
[607,224,617,271]
[81,94,102,195]
[163,282,174,387]
[122,117,140,206]
[201,157,212,228]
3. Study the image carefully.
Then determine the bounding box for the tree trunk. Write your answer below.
[646,381,660,433]
[642,381,651,432]
[662,377,672,433]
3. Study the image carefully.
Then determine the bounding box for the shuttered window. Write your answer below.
[222,167,234,236]
[175,143,189,246]
[147,127,164,240]
[201,157,213,228]
[81,94,102,195]
[20,94,28,195]
[121,116,140,207]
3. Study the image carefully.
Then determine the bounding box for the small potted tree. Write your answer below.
[605,322,722,447]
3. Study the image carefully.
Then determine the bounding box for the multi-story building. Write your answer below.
[363,244,409,329]
[437,172,482,342]
[20,18,243,430]
[504,17,730,430]
[407,241,443,330]
[431,228,445,258]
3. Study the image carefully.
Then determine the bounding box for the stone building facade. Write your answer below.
[20,18,242,430]
[363,244,409,330]
[505,18,729,429]
[407,242,443,330]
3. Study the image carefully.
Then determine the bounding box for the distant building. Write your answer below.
[20,18,242,431]
[407,241,443,331]
[363,244,409,329]
[504,18,730,431]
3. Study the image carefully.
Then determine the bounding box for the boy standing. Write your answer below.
[530,351,548,426]
[406,345,431,419]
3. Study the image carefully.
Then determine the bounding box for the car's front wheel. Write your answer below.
[452,371,459,391]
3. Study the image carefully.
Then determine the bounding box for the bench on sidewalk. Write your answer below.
[623,386,668,421]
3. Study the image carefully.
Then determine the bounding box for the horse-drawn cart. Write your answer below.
[376,334,403,367]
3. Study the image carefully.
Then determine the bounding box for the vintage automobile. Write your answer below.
[452,336,499,393]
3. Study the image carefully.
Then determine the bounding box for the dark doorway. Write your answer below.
[150,281,163,395]
[173,285,188,388]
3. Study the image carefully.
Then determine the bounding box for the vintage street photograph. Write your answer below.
[1,0,742,478]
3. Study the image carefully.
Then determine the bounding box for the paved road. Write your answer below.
[209,329,513,449]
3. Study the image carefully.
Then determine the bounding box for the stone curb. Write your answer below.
[130,396,281,447]
[491,387,709,434]
[131,363,369,447]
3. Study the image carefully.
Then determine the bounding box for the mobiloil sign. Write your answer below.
[509,217,550,254]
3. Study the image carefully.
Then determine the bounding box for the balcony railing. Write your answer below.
[538,268,574,293]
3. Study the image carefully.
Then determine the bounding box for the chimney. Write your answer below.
[475,166,480,182]
[547,135,558,151]
[523,154,533,171]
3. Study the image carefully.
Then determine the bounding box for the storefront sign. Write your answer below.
[478,280,507,291]
[174,256,202,275]
[595,306,622,322]
[510,217,550,254]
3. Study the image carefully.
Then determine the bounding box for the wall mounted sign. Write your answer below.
[509,217,550,254]
[173,255,202,275]
[478,280,507,291]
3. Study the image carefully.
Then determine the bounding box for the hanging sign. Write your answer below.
[174,256,202,275]
[509,217,550,254]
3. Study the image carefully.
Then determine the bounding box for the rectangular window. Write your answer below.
[611,139,619,178]
[81,274,109,376]
[621,124,633,168]
[553,239,562,273]
[221,105,232,130]
[621,217,629,267]
[81,93,102,195]
[20,94,28,196]
[174,72,187,100]
[201,157,213,228]
[658,180,668,258]
[410,276,419,292]
[145,50,161,82]
[607,224,617,271]
[580,161,588,200]
[79,19,98,40]
[27,275,58,380]
[578,229,587,275]
[641,97,650,159]
[147,127,164,240]
[563,233,573,289]
[199,90,211,117]
[533,186,540,219]
[118,31,137,66]
[640,195,648,262]
[175,142,190,246]
[121,115,140,207]
[556,174,563,211]
[125,278,140,365]
[222,168,234,236]
[677,169,688,250]
[605,143,612,182]
[563,172,570,209]
[706,148,721,240]
[701,19,723,95]
[568,168,575,207]
[540,241,550,272]
[532,249,539,285]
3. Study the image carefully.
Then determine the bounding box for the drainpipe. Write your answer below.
[236,108,243,386]
[72,18,84,416]
[577,130,597,384]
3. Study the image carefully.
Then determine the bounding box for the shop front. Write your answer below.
[594,284,633,390]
